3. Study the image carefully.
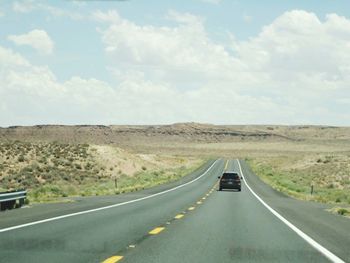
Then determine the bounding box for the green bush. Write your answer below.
[337,208,348,215]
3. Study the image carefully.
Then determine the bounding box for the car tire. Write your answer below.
[238,188,241,192]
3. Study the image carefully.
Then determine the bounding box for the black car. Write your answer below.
[218,172,242,191]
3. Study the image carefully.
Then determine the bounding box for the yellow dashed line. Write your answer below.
[175,214,184,219]
[102,256,123,263]
[149,227,165,235]
[224,160,229,170]
[102,181,218,263]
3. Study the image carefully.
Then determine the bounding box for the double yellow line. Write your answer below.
[224,160,229,171]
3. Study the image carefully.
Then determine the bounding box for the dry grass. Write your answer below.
[0,141,204,202]
[247,152,350,204]
[1,124,349,208]
[327,207,350,218]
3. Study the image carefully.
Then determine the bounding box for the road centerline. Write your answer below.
[102,255,123,263]
[149,227,165,235]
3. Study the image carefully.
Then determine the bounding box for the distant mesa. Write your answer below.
[0,122,347,144]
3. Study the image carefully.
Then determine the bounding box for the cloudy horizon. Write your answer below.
[0,0,349,127]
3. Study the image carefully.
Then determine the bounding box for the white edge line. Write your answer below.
[236,159,345,263]
[0,160,220,233]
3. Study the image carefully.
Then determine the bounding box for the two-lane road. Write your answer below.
[118,160,335,263]
[0,159,348,262]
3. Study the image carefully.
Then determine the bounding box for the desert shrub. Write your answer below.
[327,183,334,189]
[337,208,348,215]
[62,174,70,181]
[85,162,92,170]
[31,185,66,199]
[22,166,33,173]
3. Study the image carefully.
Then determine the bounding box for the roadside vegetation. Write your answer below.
[2,124,349,217]
[327,207,350,218]
[247,153,350,206]
[0,141,204,203]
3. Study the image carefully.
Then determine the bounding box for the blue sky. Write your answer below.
[0,0,350,126]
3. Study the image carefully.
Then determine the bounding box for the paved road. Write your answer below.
[0,159,348,262]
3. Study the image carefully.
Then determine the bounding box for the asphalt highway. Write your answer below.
[0,159,349,262]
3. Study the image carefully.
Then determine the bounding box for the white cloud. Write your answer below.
[93,10,121,24]
[167,10,204,25]
[234,10,350,85]
[199,0,221,4]
[337,98,350,105]
[243,14,253,23]
[1,10,350,126]
[13,1,35,13]
[8,29,54,55]
[91,9,350,124]
[12,0,83,20]
[96,10,239,87]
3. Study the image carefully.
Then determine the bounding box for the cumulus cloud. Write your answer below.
[1,10,350,126]
[8,30,54,55]
[85,9,350,124]
[96,10,240,88]
[234,11,350,88]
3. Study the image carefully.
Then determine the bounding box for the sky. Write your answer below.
[0,0,350,127]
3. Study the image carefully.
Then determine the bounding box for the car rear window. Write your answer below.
[222,173,239,179]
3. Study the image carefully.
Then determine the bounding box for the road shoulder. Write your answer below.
[240,160,350,262]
